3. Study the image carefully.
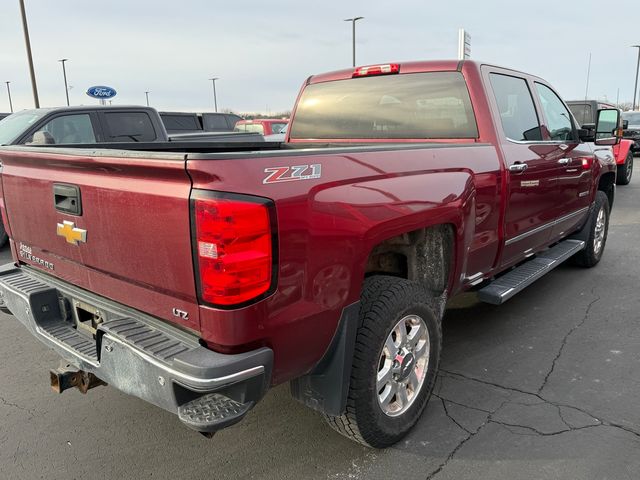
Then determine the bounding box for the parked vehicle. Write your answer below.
[160,111,242,134]
[0,106,262,245]
[0,105,167,145]
[621,111,640,153]
[567,100,634,184]
[0,113,11,121]
[0,60,620,448]
[234,118,289,136]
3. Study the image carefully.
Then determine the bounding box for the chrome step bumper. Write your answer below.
[0,264,272,434]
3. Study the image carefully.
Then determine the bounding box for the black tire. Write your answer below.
[323,275,442,448]
[616,152,633,185]
[573,191,609,268]
[0,220,8,248]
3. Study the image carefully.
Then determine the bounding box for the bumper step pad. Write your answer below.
[178,393,253,433]
[478,239,585,305]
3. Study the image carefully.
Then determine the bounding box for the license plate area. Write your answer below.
[72,300,104,337]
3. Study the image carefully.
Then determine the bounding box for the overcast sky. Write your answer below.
[1,0,639,113]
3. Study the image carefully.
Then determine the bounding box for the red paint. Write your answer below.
[0,60,616,385]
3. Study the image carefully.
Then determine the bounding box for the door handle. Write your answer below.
[558,158,571,165]
[508,163,528,173]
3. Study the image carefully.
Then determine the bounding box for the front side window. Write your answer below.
[535,83,575,141]
[25,114,96,145]
[489,73,542,142]
[290,71,478,140]
[270,123,288,134]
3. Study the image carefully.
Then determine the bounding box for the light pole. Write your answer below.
[58,58,69,106]
[209,77,219,112]
[5,81,13,113]
[145,91,150,106]
[344,17,364,67]
[632,45,640,111]
[18,0,39,107]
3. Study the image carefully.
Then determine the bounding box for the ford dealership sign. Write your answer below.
[86,86,117,99]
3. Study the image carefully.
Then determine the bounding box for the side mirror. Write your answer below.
[623,119,629,129]
[594,108,621,146]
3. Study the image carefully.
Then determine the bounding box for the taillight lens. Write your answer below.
[193,194,274,306]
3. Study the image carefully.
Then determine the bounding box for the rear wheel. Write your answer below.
[616,152,633,185]
[573,191,609,268]
[324,275,441,448]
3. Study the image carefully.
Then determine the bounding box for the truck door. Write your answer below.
[533,82,593,240]
[486,72,560,268]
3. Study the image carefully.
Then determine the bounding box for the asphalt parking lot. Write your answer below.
[1,179,639,480]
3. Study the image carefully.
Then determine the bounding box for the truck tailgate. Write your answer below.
[0,148,199,331]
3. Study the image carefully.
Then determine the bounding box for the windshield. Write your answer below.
[290,71,478,140]
[0,110,47,145]
[567,103,593,126]
[622,111,640,125]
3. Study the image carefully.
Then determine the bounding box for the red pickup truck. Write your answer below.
[0,60,620,448]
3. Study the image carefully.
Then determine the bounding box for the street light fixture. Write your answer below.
[209,77,219,112]
[58,58,70,106]
[5,81,13,113]
[145,91,150,107]
[344,17,364,67]
[632,45,640,111]
[18,0,39,108]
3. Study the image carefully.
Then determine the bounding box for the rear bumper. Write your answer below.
[0,264,272,434]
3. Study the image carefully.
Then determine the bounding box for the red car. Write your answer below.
[567,100,634,184]
[234,118,289,136]
[0,60,620,448]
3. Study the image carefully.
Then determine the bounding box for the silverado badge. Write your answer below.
[57,221,87,245]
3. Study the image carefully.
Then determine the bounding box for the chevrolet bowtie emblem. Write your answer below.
[56,221,87,245]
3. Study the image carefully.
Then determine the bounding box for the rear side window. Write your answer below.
[489,73,542,141]
[104,112,157,142]
[161,114,200,131]
[25,114,96,145]
[290,72,478,140]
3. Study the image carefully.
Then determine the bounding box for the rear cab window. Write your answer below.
[289,71,478,140]
[235,123,265,135]
[103,112,157,142]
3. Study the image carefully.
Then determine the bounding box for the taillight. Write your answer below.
[192,192,275,307]
[352,63,400,77]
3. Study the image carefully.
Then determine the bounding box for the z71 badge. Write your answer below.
[263,164,321,184]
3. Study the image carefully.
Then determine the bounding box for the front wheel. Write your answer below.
[616,152,633,185]
[323,276,442,448]
[572,191,610,268]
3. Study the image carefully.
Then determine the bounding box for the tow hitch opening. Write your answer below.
[50,363,106,394]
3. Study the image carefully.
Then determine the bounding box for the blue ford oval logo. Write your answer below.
[86,86,117,99]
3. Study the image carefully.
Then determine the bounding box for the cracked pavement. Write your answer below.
[1,181,639,479]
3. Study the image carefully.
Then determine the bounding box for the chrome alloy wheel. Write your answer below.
[627,156,633,183]
[376,314,430,417]
[593,207,606,256]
